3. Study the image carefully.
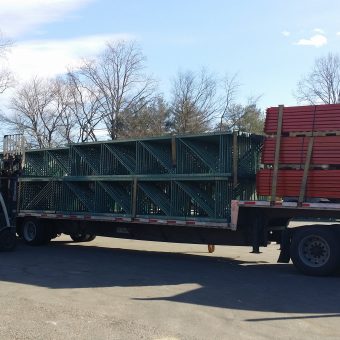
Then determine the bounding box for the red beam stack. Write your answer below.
[262,136,340,165]
[257,104,340,199]
[257,169,340,199]
[265,104,340,133]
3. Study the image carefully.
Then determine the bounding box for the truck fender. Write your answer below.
[277,228,292,263]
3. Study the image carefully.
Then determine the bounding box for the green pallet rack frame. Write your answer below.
[19,132,263,224]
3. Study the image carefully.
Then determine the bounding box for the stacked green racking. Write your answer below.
[19,132,263,224]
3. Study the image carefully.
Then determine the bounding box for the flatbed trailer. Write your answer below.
[1,102,340,277]
[14,197,340,276]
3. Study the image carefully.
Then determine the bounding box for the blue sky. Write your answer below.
[1,0,340,109]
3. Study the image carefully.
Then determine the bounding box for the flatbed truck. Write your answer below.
[0,117,340,276]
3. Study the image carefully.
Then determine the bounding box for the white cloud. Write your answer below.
[7,33,135,81]
[313,28,325,34]
[295,34,327,48]
[336,32,340,36]
[0,0,93,37]
[281,31,291,37]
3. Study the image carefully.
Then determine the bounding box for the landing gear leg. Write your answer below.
[208,244,215,253]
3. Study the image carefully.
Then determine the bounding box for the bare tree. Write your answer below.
[0,69,12,95]
[296,53,340,104]
[63,72,103,142]
[170,69,218,134]
[52,77,78,144]
[1,41,155,146]
[1,75,104,147]
[0,32,13,94]
[77,40,156,139]
[2,77,62,148]
[219,73,241,130]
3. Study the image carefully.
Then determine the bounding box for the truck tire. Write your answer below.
[290,226,340,276]
[70,232,96,242]
[0,228,16,251]
[22,219,48,246]
[86,234,96,242]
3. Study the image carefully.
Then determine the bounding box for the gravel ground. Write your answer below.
[0,235,339,339]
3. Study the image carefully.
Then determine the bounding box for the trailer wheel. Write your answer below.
[70,232,96,242]
[0,228,16,251]
[290,226,340,276]
[86,234,96,242]
[22,219,47,246]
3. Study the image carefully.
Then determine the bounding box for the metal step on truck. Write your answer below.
[1,103,340,276]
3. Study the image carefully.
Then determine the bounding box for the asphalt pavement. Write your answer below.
[0,236,339,339]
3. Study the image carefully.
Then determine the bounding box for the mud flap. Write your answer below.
[277,228,292,263]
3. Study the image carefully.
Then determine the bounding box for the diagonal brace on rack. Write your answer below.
[46,150,69,176]
[65,182,95,212]
[180,139,218,171]
[138,182,172,216]
[139,142,173,172]
[71,147,100,175]
[25,154,46,176]
[97,181,131,213]
[103,144,136,173]
[25,181,54,210]
[175,181,215,217]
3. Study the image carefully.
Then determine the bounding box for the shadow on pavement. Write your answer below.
[1,239,340,315]
[245,314,340,322]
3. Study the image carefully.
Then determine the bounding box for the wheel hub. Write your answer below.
[310,243,325,257]
[299,235,330,267]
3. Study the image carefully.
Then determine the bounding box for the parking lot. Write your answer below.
[0,236,339,339]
